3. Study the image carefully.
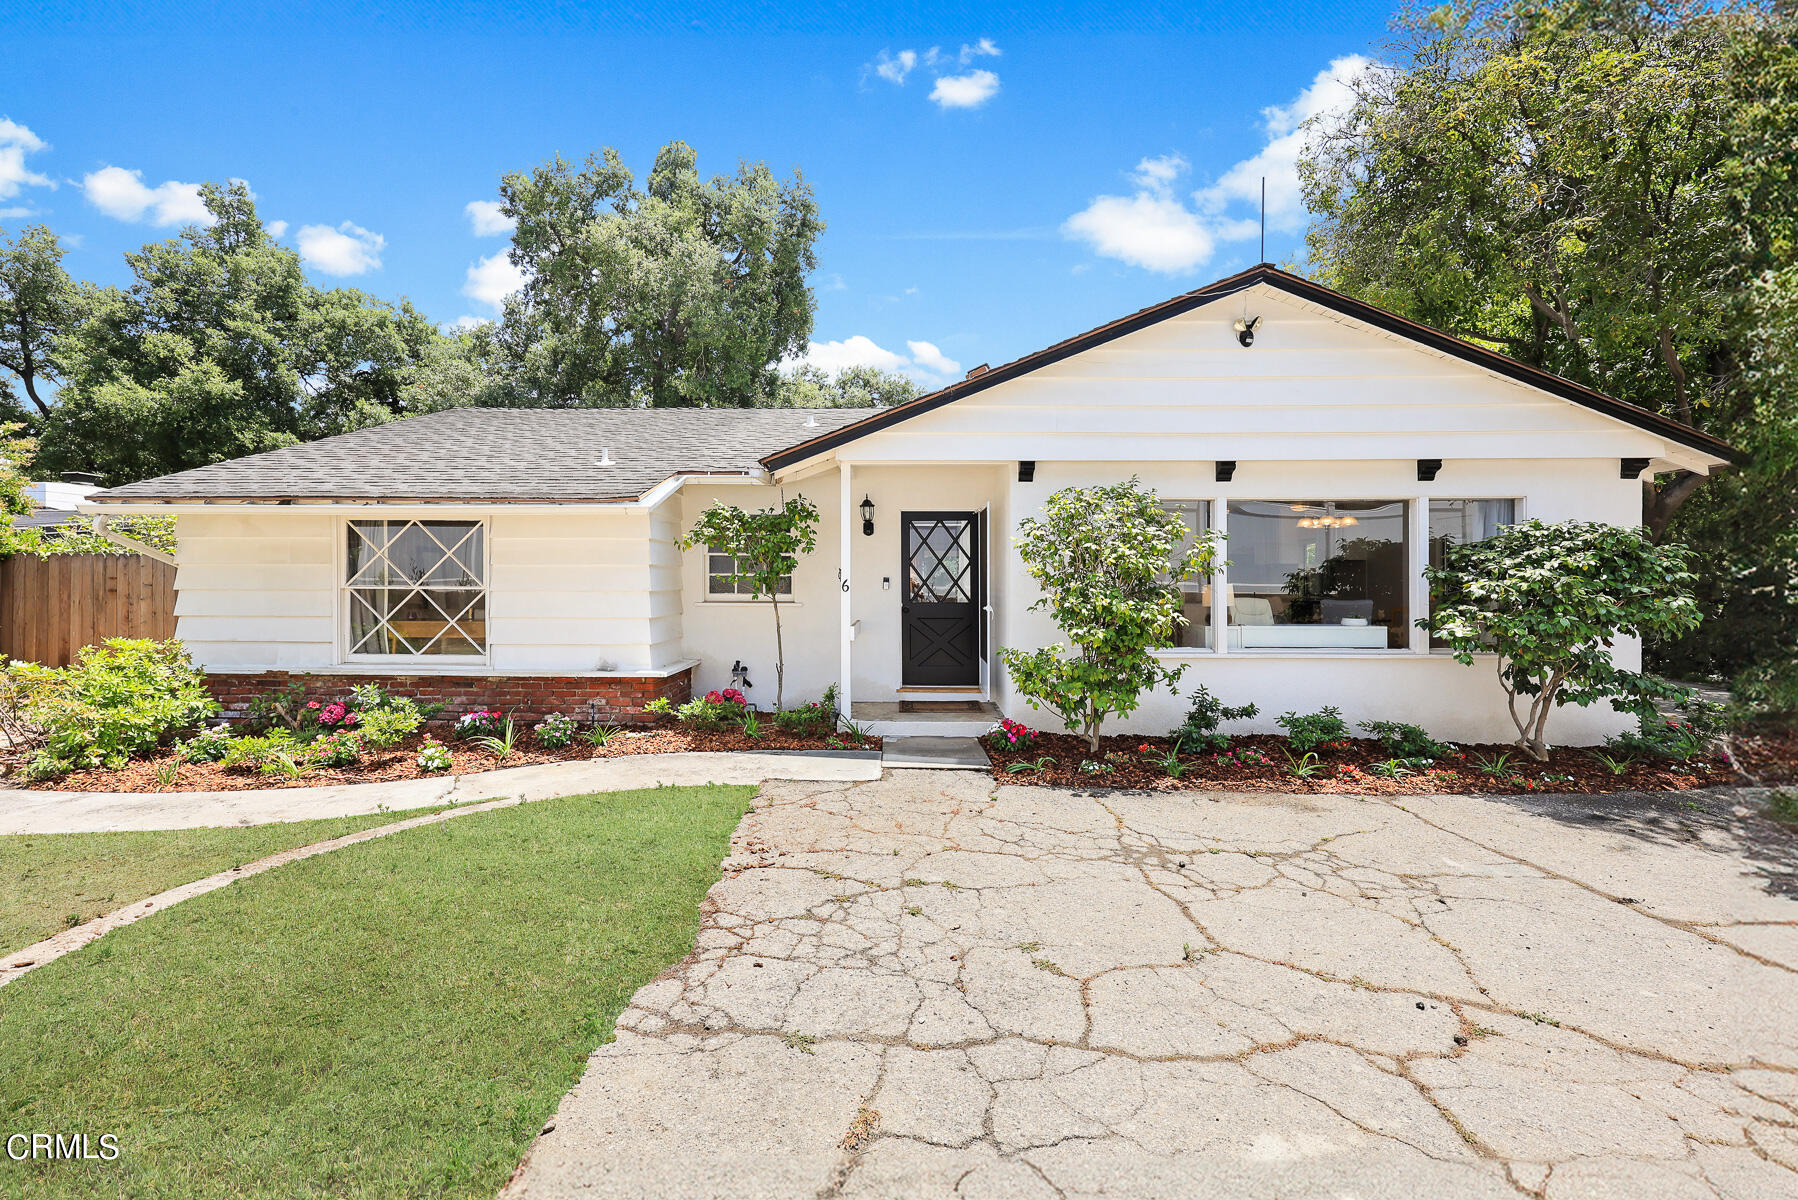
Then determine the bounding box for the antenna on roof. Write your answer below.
[1260,176,1266,264]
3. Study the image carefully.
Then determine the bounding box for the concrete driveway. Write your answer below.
[506,771,1798,1200]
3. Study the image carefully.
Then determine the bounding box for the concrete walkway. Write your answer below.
[0,750,882,834]
[504,773,1798,1200]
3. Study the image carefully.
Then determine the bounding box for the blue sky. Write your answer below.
[3,1,1397,389]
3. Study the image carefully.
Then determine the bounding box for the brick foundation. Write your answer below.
[205,668,694,726]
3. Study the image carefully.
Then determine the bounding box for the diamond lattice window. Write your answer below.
[345,520,486,657]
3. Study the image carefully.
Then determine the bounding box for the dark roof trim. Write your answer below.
[762,264,1744,470]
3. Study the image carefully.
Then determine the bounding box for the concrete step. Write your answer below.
[881,736,992,771]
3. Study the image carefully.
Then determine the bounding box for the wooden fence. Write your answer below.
[0,554,177,667]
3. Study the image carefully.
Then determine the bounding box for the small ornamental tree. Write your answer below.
[1423,519,1701,761]
[680,494,819,711]
[999,479,1221,754]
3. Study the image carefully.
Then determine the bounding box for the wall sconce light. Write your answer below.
[1233,315,1261,348]
[861,494,876,536]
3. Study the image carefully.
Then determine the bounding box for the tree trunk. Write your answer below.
[770,596,786,712]
[1643,472,1708,540]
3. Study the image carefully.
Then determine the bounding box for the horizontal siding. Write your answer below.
[838,289,1676,465]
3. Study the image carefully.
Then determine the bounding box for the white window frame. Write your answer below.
[702,542,795,603]
[337,517,491,667]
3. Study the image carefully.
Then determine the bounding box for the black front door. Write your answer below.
[902,511,981,686]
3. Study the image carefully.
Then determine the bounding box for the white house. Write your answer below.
[85,266,1738,744]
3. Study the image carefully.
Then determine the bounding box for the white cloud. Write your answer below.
[449,315,491,332]
[906,340,960,378]
[296,221,385,275]
[1195,54,1371,234]
[959,38,1000,63]
[1062,154,1215,274]
[930,69,1000,110]
[874,49,916,84]
[789,334,962,387]
[265,219,288,238]
[82,166,211,226]
[463,250,528,310]
[0,205,34,218]
[0,118,51,200]
[1061,56,1373,274]
[465,199,514,236]
[869,40,1001,109]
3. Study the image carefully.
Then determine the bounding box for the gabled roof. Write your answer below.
[761,264,1744,470]
[93,407,875,504]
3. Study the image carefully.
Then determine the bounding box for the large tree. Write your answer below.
[1301,0,1771,534]
[494,140,824,408]
[0,224,80,419]
[1301,0,1797,675]
[33,182,442,483]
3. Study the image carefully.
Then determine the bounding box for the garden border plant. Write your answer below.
[998,477,1222,754]
[1424,519,1703,761]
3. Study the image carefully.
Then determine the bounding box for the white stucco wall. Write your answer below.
[675,480,844,708]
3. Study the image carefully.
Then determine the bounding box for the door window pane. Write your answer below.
[1225,501,1409,650]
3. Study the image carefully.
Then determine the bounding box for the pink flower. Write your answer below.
[306,700,321,709]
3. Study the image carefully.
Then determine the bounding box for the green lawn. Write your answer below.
[0,807,455,956]
[0,784,756,1199]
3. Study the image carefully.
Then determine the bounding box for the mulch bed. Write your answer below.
[1734,724,1798,786]
[984,732,1740,795]
[4,725,880,793]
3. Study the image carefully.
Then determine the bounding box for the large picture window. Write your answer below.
[1224,501,1409,650]
[345,520,486,657]
[1159,500,1212,648]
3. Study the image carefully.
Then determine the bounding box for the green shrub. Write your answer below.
[220,730,303,771]
[1359,720,1451,759]
[1168,686,1258,754]
[5,638,217,770]
[1276,706,1350,755]
[1606,713,1711,761]
[349,682,444,724]
[649,694,748,732]
[354,699,424,749]
[774,685,839,738]
[178,724,235,764]
[1423,519,1699,761]
[1768,789,1798,825]
[1733,661,1798,723]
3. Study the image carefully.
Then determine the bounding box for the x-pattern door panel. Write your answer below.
[902,512,980,686]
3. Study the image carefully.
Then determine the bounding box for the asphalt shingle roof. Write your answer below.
[93,407,877,503]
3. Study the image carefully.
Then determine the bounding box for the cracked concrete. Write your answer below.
[502,772,1798,1200]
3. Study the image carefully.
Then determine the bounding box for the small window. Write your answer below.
[707,544,794,598]
[1428,500,1516,647]
[1159,500,1213,648]
[345,520,486,657]
[1225,500,1410,650]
